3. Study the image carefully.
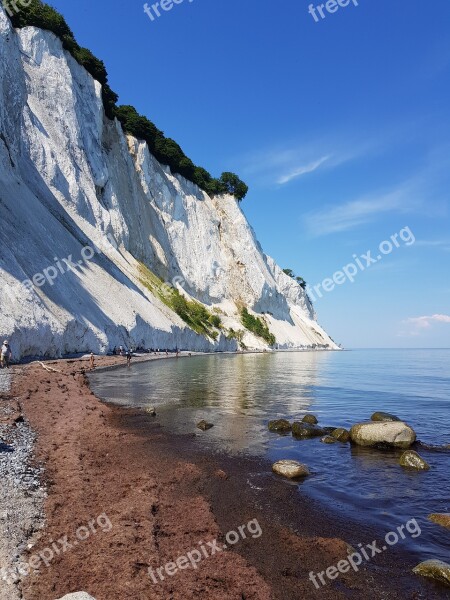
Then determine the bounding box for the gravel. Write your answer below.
[0,370,46,600]
[0,370,11,394]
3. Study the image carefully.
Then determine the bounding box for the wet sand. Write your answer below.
[6,355,448,599]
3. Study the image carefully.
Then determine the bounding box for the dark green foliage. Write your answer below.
[283,269,307,290]
[208,314,222,328]
[283,268,294,278]
[295,276,307,289]
[171,291,221,337]
[218,172,249,201]
[8,0,248,197]
[241,308,276,346]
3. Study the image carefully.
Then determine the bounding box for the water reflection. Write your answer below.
[90,349,450,563]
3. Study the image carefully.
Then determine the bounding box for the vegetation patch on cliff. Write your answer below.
[138,263,222,339]
[241,308,276,346]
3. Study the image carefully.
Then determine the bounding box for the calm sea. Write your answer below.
[90,349,450,563]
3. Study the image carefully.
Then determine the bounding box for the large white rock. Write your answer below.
[350,422,416,449]
[0,7,338,358]
[56,594,96,600]
[272,460,310,479]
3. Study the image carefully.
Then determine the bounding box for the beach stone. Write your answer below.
[331,428,351,443]
[56,594,97,600]
[268,419,292,432]
[322,427,336,434]
[350,422,416,448]
[321,435,337,444]
[428,513,450,529]
[272,460,310,479]
[371,412,401,422]
[413,560,450,587]
[197,420,214,431]
[399,450,430,471]
[301,414,318,425]
[292,422,325,438]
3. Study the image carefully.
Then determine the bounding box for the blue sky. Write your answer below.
[49,0,450,348]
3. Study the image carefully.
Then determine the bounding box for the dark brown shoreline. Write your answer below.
[8,356,448,599]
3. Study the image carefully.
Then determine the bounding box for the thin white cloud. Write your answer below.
[414,240,450,251]
[238,134,372,186]
[303,187,413,236]
[404,314,450,329]
[277,155,330,185]
[397,314,450,337]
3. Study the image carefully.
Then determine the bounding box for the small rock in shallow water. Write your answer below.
[413,559,450,587]
[428,513,450,529]
[331,428,350,443]
[301,414,318,425]
[292,422,325,439]
[197,420,214,431]
[399,450,430,471]
[321,436,337,444]
[371,411,400,422]
[272,460,310,479]
[268,419,291,432]
[350,422,416,448]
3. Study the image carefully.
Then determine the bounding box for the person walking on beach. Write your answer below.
[126,349,132,367]
[1,341,12,368]
[90,352,95,370]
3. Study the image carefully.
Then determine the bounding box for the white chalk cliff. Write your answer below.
[0,7,338,358]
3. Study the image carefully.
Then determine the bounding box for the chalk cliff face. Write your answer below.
[0,7,338,358]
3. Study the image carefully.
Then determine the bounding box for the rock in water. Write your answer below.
[56,594,97,600]
[292,422,325,438]
[350,422,416,448]
[268,419,292,432]
[371,412,401,422]
[399,450,430,470]
[272,460,310,479]
[413,560,450,587]
[197,420,214,431]
[331,428,350,443]
[301,414,318,425]
[321,436,337,444]
[428,513,450,530]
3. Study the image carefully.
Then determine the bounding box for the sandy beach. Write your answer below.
[0,355,446,599]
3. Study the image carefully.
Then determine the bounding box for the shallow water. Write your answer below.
[90,349,450,563]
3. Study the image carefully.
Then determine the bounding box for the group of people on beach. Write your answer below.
[112,346,180,359]
[0,340,12,368]
[0,341,185,371]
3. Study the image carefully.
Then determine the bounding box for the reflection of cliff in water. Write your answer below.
[90,352,329,456]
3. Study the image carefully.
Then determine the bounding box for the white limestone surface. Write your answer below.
[0,8,338,358]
